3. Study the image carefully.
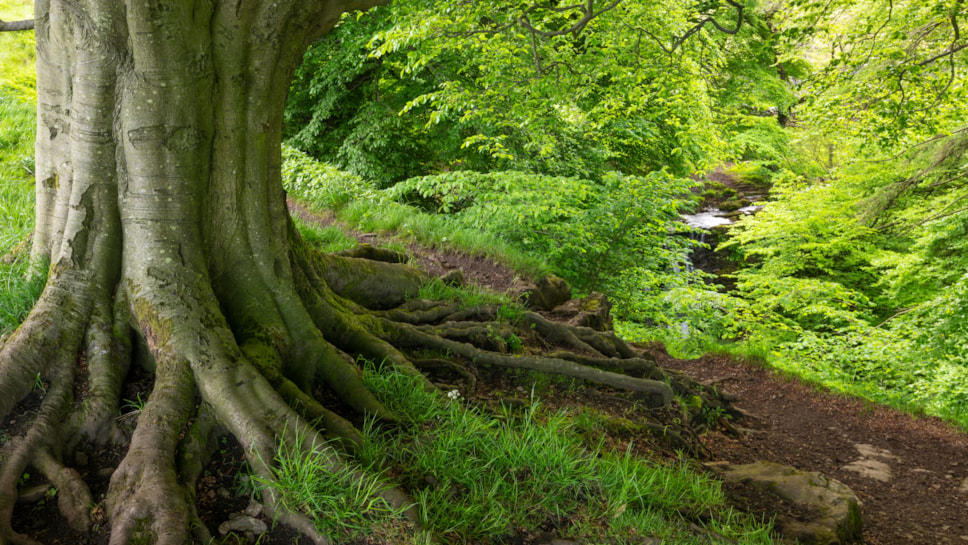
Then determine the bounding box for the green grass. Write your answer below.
[0,9,44,335]
[293,217,360,253]
[250,363,775,544]
[619,314,968,432]
[252,430,412,539]
[0,89,35,247]
[282,145,551,281]
[415,277,515,310]
[0,87,41,335]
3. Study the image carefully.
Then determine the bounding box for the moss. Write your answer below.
[701,181,737,200]
[719,198,751,211]
[602,416,641,436]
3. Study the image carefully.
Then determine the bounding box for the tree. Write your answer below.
[287,0,764,184]
[0,1,684,543]
[778,0,968,151]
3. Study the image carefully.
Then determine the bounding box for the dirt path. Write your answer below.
[658,351,968,545]
[295,204,968,544]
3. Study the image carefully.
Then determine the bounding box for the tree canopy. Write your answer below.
[285,0,797,184]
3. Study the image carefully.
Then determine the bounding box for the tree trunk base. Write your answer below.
[0,236,726,544]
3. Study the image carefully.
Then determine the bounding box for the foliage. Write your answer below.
[286,1,801,183]
[709,6,800,165]
[282,145,381,211]
[282,146,551,278]
[777,0,968,152]
[285,7,440,187]
[723,171,881,297]
[388,168,705,320]
[712,128,968,428]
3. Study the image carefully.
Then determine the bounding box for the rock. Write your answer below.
[840,444,898,482]
[440,268,464,286]
[719,198,751,212]
[551,292,613,331]
[528,274,571,310]
[959,477,968,494]
[523,275,572,311]
[17,484,51,503]
[841,458,892,482]
[218,514,268,536]
[707,460,863,545]
[853,443,900,461]
[244,500,264,518]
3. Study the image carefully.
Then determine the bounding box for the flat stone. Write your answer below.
[854,443,900,462]
[707,460,862,545]
[842,458,892,482]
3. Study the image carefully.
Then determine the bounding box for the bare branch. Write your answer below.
[623,0,745,56]
[916,41,968,67]
[518,0,623,38]
[445,22,515,38]
[0,18,34,32]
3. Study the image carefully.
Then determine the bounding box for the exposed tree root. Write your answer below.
[0,235,730,545]
[0,2,731,542]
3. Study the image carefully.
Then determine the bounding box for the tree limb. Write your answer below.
[518,0,623,38]
[0,18,34,32]
[623,0,745,55]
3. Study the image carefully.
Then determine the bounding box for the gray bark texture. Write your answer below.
[0,1,697,544]
[0,19,33,32]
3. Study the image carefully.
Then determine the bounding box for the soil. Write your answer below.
[6,203,968,544]
[658,351,968,545]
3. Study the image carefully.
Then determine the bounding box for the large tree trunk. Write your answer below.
[0,1,682,544]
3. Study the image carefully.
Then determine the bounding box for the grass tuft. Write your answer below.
[0,88,41,335]
[252,429,410,541]
[353,363,775,544]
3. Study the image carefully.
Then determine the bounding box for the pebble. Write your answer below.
[244,500,263,518]
[17,484,51,503]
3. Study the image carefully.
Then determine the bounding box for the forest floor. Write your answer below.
[288,202,968,545]
[8,204,968,544]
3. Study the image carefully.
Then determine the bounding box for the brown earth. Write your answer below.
[8,203,968,544]
[658,352,968,545]
[289,203,968,545]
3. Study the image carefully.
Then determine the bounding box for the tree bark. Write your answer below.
[0,1,695,543]
[0,19,33,32]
